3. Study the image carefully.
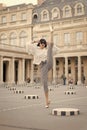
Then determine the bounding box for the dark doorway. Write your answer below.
[15,61,18,84]
[3,62,7,82]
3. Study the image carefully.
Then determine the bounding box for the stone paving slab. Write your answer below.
[0,85,87,130]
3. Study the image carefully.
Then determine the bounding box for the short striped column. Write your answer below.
[49,88,54,91]
[24,95,39,99]
[52,108,80,116]
[13,90,24,94]
[8,87,16,90]
[67,85,75,89]
[65,90,76,95]
[34,86,40,89]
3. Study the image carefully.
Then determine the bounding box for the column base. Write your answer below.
[52,79,56,85]
[77,80,82,85]
[0,81,4,86]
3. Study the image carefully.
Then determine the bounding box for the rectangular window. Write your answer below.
[1,16,7,24]
[76,32,83,43]
[42,35,48,41]
[11,14,16,22]
[64,33,70,45]
[53,34,58,45]
[21,13,27,21]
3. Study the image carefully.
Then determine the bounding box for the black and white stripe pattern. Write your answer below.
[67,85,75,89]
[8,87,16,90]
[34,86,41,89]
[65,91,76,95]
[24,95,39,99]
[13,90,24,94]
[49,88,54,91]
[52,108,80,116]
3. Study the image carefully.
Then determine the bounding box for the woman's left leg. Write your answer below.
[41,63,49,107]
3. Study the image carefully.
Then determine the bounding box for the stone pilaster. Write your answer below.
[25,60,30,80]
[22,59,25,82]
[10,57,15,83]
[0,56,3,84]
[30,60,34,83]
[65,57,68,84]
[77,56,82,85]
[53,57,56,84]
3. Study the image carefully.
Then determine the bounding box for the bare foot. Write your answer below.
[45,101,51,108]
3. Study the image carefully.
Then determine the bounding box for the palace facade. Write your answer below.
[0,0,87,85]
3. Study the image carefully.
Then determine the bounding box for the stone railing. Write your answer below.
[0,44,26,53]
[63,44,87,51]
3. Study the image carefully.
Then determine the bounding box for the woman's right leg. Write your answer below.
[47,44,53,70]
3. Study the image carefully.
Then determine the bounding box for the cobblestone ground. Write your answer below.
[0,84,87,130]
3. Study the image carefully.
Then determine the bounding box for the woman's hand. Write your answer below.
[31,40,39,44]
[49,24,53,32]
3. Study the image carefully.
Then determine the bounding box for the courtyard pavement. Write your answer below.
[0,84,87,130]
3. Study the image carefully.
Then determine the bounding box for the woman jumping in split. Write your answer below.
[27,32,60,108]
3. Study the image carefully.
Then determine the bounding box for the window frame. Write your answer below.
[21,12,27,21]
[62,5,72,18]
[74,3,84,16]
[41,9,49,21]
[51,7,60,20]
[19,31,27,47]
[1,16,7,24]
[64,33,70,45]
[11,14,16,22]
[76,31,83,44]
[10,32,17,45]
[0,33,7,44]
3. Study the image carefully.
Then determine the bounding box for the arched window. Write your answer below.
[43,11,47,19]
[19,31,27,47]
[51,8,60,20]
[74,3,84,16]
[10,32,17,45]
[33,13,38,22]
[65,7,70,17]
[0,34,7,44]
[33,13,38,19]
[62,5,72,18]
[41,10,49,21]
[77,5,82,14]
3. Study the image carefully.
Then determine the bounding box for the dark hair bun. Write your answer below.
[37,39,47,47]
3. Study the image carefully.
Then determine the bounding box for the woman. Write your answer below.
[27,37,60,108]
